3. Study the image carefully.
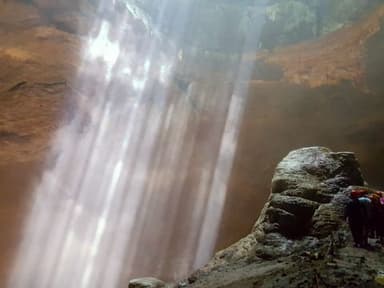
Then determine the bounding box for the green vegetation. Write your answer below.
[124,0,381,53]
[260,0,379,49]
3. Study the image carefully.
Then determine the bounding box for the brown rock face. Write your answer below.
[217,6,384,250]
[0,3,82,285]
[244,4,384,88]
[32,0,89,11]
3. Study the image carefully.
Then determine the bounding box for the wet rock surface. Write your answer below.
[181,147,384,288]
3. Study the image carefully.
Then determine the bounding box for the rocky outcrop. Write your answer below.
[174,147,384,287]
[128,277,169,288]
[258,147,363,239]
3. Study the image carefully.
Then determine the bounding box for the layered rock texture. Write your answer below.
[185,147,384,287]
[133,147,384,288]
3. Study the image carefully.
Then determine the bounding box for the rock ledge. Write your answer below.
[130,147,384,288]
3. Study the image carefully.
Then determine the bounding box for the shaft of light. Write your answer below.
[8,1,262,287]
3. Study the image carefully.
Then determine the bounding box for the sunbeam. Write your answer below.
[8,1,263,287]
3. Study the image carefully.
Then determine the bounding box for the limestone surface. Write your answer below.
[177,147,384,288]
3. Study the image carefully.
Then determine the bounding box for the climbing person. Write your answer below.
[358,195,372,248]
[346,191,366,247]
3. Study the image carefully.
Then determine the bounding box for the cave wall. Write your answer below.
[216,18,384,250]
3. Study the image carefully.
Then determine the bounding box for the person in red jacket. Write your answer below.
[346,194,366,247]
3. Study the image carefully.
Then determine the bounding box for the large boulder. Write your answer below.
[184,147,384,288]
[265,147,363,238]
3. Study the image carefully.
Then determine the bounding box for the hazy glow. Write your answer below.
[8,1,262,287]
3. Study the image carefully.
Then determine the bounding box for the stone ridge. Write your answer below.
[194,147,365,273]
[130,147,384,288]
[257,147,364,239]
[181,147,384,288]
